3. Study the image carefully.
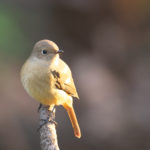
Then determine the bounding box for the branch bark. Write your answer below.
[39,105,60,150]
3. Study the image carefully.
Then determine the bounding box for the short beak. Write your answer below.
[57,49,64,54]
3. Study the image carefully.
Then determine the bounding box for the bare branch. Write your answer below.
[39,105,60,150]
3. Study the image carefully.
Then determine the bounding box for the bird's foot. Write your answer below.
[37,106,57,132]
[37,118,57,132]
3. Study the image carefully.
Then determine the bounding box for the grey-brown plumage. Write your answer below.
[50,59,79,99]
[21,39,81,138]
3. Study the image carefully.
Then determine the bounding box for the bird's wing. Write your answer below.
[50,59,79,99]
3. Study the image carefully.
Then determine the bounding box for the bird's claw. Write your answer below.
[37,118,57,132]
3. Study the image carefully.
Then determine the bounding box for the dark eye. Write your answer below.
[42,50,47,54]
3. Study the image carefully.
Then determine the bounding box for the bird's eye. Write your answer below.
[42,50,47,54]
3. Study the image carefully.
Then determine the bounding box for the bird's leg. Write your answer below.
[47,106,57,125]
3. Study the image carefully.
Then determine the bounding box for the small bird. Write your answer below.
[21,39,81,138]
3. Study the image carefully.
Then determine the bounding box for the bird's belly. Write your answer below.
[22,71,56,105]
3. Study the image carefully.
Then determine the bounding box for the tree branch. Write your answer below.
[39,105,60,150]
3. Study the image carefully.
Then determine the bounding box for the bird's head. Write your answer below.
[31,39,64,61]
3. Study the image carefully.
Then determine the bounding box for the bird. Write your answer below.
[20,39,81,138]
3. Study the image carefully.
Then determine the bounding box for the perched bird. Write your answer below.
[21,40,81,138]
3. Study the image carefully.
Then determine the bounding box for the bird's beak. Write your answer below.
[57,49,64,54]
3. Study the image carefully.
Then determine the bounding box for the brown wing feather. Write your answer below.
[51,59,79,99]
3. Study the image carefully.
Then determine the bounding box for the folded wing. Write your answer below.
[51,59,79,99]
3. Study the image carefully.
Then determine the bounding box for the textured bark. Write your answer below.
[39,105,60,150]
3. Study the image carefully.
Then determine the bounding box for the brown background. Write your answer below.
[0,0,150,150]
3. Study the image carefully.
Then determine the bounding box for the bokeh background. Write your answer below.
[0,0,150,150]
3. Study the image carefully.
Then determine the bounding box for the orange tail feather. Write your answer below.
[64,104,81,138]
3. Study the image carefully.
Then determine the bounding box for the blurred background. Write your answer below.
[0,0,150,150]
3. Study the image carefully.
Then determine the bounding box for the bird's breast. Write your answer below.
[21,58,54,104]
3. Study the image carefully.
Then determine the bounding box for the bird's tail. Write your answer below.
[64,103,81,138]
